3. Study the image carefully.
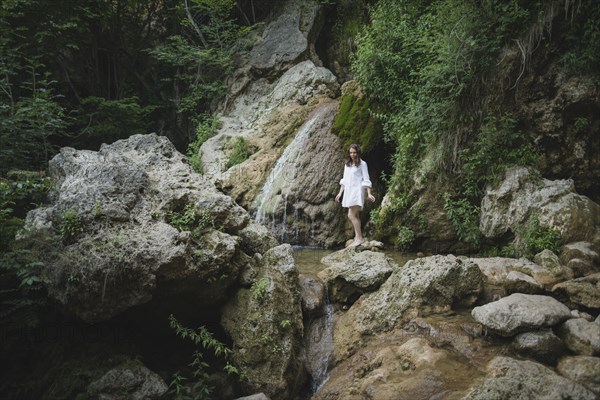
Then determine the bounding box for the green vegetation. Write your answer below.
[251,277,270,303]
[59,210,84,242]
[167,204,214,233]
[187,115,221,173]
[168,314,240,400]
[395,226,415,251]
[332,94,382,153]
[225,137,250,169]
[517,214,561,257]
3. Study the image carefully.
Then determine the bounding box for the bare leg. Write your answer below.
[347,206,364,247]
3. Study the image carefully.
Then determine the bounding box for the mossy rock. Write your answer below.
[332,94,382,154]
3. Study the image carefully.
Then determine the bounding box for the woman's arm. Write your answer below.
[361,161,376,203]
[336,165,348,202]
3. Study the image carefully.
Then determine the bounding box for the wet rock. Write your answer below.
[238,222,280,256]
[300,275,325,317]
[333,255,483,359]
[557,356,600,395]
[22,134,259,323]
[463,356,596,400]
[87,361,168,400]
[558,318,600,356]
[552,273,600,309]
[471,293,571,336]
[221,244,304,400]
[560,242,600,277]
[512,330,565,365]
[505,271,544,294]
[318,249,394,304]
[313,337,482,400]
[479,166,600,246]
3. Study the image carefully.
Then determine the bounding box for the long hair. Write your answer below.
[345,143,362,166]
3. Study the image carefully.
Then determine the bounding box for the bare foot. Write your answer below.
[349,238,365,248]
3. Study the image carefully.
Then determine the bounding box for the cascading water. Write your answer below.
[253,105,333,241]
[304,287,334,394]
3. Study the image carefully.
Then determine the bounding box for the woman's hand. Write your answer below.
[367,190,376,203]
[335,192,342,202]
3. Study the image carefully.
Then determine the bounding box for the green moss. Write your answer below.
[225,137,250,169]
[332,94,382,153]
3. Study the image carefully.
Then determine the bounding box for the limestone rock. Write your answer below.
[463,356,596,400]
[479,166,600,246]
[552,273,600,309]
[469,256,568,288]
[22,134,262,323]
[234,394,271,400]
[558,318,600,356]
[221,244,304,400]
[87,361,168,400]
[560,242,600,277]
[318,249,394,304]
[557,356,600,395]
[471,293,571,336]
[333,255,484,358]
[533,249,573,282]
[505,271,544,294]
[300,275,326,317]
[313,337,482,400]
[238,222,280,256]
[512,330,565,365]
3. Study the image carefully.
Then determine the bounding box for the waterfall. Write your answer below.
[253,106,330,236]
[305,287,334,394]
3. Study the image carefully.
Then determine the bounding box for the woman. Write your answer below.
[335,144,376,247]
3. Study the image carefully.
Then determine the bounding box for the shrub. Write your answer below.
[225,137,249,169]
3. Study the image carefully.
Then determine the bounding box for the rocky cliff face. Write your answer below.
[199,0,347,247]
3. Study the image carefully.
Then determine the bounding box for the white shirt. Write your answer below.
[339,159,372,209]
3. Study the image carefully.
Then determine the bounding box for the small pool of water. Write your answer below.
[292,247,419,277]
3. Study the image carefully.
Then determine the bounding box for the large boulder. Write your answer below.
[557,356,600,395]
[221,244,304,400]
[317,249,394,304]
[512,330,565,365]
[86,361,168,400]
[560,242,600,277]
[479,166,600,246]
[21,134,266,323]
[463,356,596,400]
[558,318,600,356]
[552,273,600,309]
[471,293,572,336]
[333,255,484,359]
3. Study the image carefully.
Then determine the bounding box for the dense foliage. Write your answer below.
[354,0,599,250]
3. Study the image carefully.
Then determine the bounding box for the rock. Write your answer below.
[318,249,394,304]
[238,222,280,256]
[234,394,271,400]
[87,361,168,400]
[333,255,484,359]
[571,309,595,321]
[557,356,600,395]
[469,256,567,289]
[299,275,325,317]
[22,134,258,323]
[313,337,483,400]
[221,244,304,400]
[512,330,565,365]
[596,314,600,325]
[479,166,600,246]
[471,293,571,336]
[560,242,600,277]
[558,318,600,356]
[533,249,573,282]
[463,356,596,400]
[505,271,544,294]
[552,273,600,309]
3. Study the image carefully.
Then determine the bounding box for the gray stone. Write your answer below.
[512,330,565,365]
[87,361,168,400]
[234,394,271,400]
[463,356,596,400]
[318,249,394,304]
[505,271,543,294]
[469,256,566,288]
[333,255,484,359]
[479,166,600,246]
[557,356,600,395]
[471,293,572,336]
[238,222,279,256]
[221,244,304,400]
[560,242,600,277]
[22,134,255,323]
[300,275,325,317]
[558,318,600,356]
[552,273,600,309]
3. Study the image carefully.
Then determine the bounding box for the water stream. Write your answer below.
[253,105,333,241]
